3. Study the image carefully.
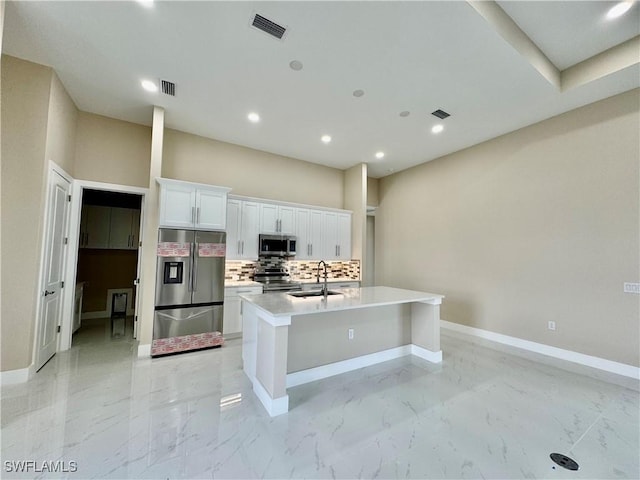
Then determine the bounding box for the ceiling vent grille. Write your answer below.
[161,80,176,96]
[431,109,451,119]
[251,13,287,39]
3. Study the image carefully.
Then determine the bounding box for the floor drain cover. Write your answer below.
[550,453,579,471]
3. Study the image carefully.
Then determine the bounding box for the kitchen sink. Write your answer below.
[288,290,343,298]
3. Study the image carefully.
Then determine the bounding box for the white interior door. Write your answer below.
[36,171,71,371]
[133,201,144,339]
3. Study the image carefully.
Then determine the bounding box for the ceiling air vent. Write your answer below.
[251,13,287,40]
[161,80,176,96]
[431,109,451,119]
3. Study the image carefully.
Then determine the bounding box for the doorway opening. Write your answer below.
[72,189,142,348]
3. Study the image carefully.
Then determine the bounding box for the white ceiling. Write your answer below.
[3,1,639,178]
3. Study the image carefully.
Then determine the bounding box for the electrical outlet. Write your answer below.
[548,321,556,331]
[348,328,354,340]
[624,283,640,294]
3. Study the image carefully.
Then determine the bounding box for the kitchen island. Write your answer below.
[240,286,444,416]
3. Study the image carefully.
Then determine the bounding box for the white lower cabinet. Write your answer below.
[223,285,263,337]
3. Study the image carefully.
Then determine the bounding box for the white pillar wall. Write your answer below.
[138,106,164,354]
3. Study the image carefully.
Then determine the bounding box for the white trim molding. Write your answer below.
[1,365,34,386]
[441,320,640,380]
[137,344,151,358]
[253,379,289,417]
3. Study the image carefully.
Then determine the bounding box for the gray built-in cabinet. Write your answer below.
[79,205,140,250]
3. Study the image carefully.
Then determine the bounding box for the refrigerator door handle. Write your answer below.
[187,242,194,292]
[192,242,198,292]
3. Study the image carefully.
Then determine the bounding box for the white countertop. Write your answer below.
[240,286,444,317]
[225,281,263,288]
[298,278,359,284]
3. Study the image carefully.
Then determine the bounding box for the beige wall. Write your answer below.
[1,55,53,371]
[162,128,344,209]
[367,176,379,207]
[45,72,77,175]
[377,89,640,367]
[74,112,151,187]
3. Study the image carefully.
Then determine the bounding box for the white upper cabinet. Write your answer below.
[228,195,352,261]
[226,199,260,260]
[323,211,351,260]
[158,178,231,231]
[259,204,296,234]
[295,208,324,259]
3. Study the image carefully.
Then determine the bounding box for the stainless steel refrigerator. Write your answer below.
[152,228,226,356]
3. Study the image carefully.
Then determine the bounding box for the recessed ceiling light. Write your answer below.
[321,135,332,144]
[141,79,158,92]
[353,89,365,98]
[248,112,260,123]
[606,1,634,19]
[136,0,154,7]
[399,111,410,117]
[375,151,385,159]
[432,124,444,134]
[289,60,303,71]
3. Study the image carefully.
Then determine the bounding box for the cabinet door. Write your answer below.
[278,206,296,234]
[226,200,242,259]
[196,188,227,231]
[323,211,338,259]
[109,207,133,249]
[223,296,241,335]
[259,203,279,234]
[160,184,195,228]
[295,209,310,259]
[240,202,260,259]
[337,213,351,260]
[84,205,111,248]
[308,210,323,259]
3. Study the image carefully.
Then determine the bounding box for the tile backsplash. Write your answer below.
[225,258,360,282]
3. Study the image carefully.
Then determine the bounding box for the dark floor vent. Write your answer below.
[550,453,579,471]
[252,13,287,39]
[161,80,176,97]
[431,109,451,119]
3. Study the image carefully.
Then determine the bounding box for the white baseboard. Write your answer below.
[1,364,34,385]
[411,344,443,363]
[441,320,640,380]
[287,345,413,388]
[137,344,151,358]
[253,378,289,417]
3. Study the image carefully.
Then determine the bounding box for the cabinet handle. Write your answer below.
[241,241,244,255]
[335,245,338,256]
[192,206,196,224]
[196,207,200,224]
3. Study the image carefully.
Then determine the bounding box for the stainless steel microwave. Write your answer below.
[259,234,297,257]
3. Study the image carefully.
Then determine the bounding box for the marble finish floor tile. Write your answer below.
[1,326,638,479]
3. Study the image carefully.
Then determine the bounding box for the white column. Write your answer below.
[138,106,164,354]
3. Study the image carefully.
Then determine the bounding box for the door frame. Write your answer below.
[59,179,148,351]
[32,162,73,369]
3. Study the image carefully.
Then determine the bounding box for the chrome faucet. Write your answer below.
[316,260,329,299]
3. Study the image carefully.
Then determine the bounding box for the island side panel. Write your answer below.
[287,304,411,373]
[256,318,290,400]
[242,302,258,381]
[411,302,441,353]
